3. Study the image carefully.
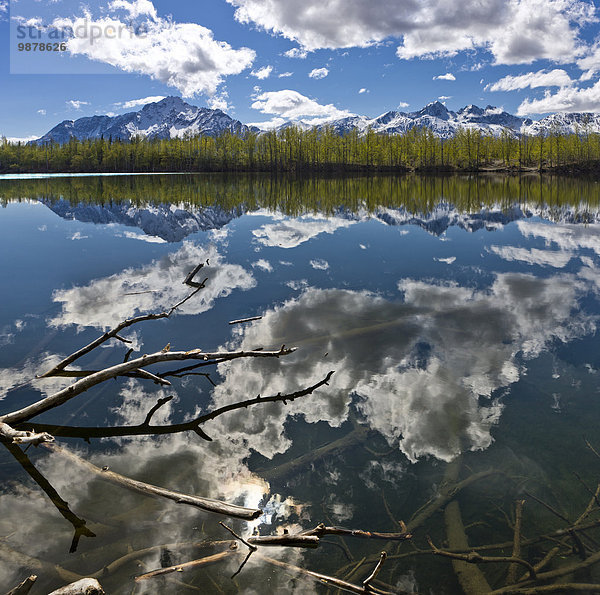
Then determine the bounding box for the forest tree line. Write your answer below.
[3,125,600,173]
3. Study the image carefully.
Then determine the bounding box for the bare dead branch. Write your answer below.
[0,422,54,445]
[362,552,386,588]
[183,262,207,287]
[427,536,537,580]
[229,316,262,325]
[247,534,320,548]
[2,346,295,425]
[255,553,400,595]
[41,442,262,520]
[135,549,238,581]
[574,483,600,527]
[21,371,334,442]
[6,575,37,595]
[507,499,525,585]
[219,521,257,551]
[301,522,411,541]
[142,396,174,426]
[523,490,570,524]
[407,469,501,533]
[38,284,205,379]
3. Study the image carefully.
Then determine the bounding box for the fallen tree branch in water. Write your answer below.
[0,422,54,445]
[246,522,411,549]
[427,536,536,581]
[135,549,239,581]
[6,575,37,595]
[0,542,82,584]
[20,371,335,441]
[40,442,263,520]
[255,552,398,595]
[229,316,262,325]
[1,346,295,425]
[407,468,501,533]
[39,281,206,379]
[506,499,526,585]
[256,425,370,483]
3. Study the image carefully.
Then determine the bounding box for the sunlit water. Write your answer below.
[1,174,600,593]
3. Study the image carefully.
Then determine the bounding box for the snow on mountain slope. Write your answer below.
[35,97,249,144]
[32,96,600,143]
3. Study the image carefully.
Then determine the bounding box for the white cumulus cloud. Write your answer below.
[283,48,308,59]
[66,100,90,110]
[114,95,166,109]
[250,89,353,125]
[487,69,573,92]
[53,2,255,98]
[433,73,456,81]
[308,67,329,79]
[228,0,596,65]
[517,79,600,114]
[251,65,274,79]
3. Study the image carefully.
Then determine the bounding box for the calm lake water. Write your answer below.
[1,173,600,593]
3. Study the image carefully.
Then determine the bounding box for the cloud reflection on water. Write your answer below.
[209,271,595,462]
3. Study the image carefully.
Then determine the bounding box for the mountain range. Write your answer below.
[32,96,600,144]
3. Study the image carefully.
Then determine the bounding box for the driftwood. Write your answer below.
[6,575,37,595]
[47,578,105,595]
[0,422,53,445]
[40,442,262,520]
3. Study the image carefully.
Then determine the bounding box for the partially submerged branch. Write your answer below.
[427,536,537,580]
[41,442,262,520]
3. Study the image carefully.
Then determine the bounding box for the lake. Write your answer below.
[1,173,600,593]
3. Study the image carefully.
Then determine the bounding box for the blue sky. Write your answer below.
[2,0,600,140]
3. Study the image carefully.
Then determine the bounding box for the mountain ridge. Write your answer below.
[31,96,600,144]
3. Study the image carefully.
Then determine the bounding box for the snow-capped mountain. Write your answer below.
[313,102,532,138]
[34,97,250,144]
[521,112,600,136]
[32,96,600,143]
